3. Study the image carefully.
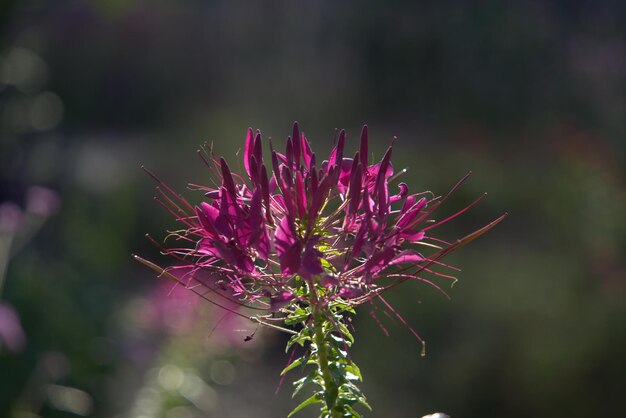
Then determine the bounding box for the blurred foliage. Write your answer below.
[1,1,625,417]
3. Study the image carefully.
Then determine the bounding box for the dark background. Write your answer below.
[1,1,625,417]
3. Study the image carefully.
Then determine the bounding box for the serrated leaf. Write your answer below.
[287,394,322,417]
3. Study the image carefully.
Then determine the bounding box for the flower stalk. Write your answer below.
[313,307,339,416]
[138,123,506,417]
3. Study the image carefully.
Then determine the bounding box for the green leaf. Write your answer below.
[341,381,363,396]
[358,396,372,411]
[292,371,316,398]
[281,357,304,376]
[345,363,362,381]
[337,322,354,344]
[346,361,361,376]
[287,394,323,417]
[285,307,309,325]
[344,404,363,417]
[286,328,312,351]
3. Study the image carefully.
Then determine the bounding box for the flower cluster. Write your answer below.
[136,123,505,417]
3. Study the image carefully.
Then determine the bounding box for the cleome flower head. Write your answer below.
[136,123,505,335]
[136,122,505,416]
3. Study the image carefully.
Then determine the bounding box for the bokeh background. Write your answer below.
[1,1,625,417]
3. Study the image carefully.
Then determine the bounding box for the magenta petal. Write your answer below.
[249,155,260,185]
[253,131,263,167]
[400,229,425,242]
[248,189,263,244]
[348,163,362,214]
[292,122,301,169]
[310,165,318,195]
[328,129,345,170]
[220,158,238,200]
[196,204,216,235]
[401,194,417,214]
[248,190,270,258]
[271,150,282,183]
[234,249,255,273]
[359,125,368,167]
[376,147,393,217]
[270,291,295,312]
[198,202,231,237]
[319,273,339,288]
[260,165,272,224]
[280,166,296,221]
[204,189,220,199]
[390,250,424,265]
[243,127,254,178]
[196,237,219,256]
[269,173,278,194]
[361,247,395,277]
[300,240,323,278]
[301,133,313,169]
[337,158,354,194]
[309,168,333,221]
[275,217,301,276]
[347,221,368,266]
[256,228,270,259]
[286,137,294,169]
[339,286,364,300]
[390,183,409,203]
[397,197,427,229]
[295,171,307,219]
[204,239,255,274]
[280,241,302,276]
[275,217,296,249]
[206,239,254,274]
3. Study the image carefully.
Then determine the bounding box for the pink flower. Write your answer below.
[137,123,506,416]
[138,123,505,332]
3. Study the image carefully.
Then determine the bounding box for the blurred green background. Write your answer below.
[1,1,625,417]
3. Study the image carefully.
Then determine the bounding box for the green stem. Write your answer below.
[313,307,341,418]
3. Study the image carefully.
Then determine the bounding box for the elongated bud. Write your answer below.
[359,125,368,167]
[292,122,301,170]
[243,127,254,178]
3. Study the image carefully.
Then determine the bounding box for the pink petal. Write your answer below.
[292,122,301,169]
[295,171,307,219]
[359,125,368,167]
[274,217,301,276]
[390,250,425,265]
[300,240,323,279]
[270,291,295,312]
[243,127,254,178]
[301,132,313,169]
